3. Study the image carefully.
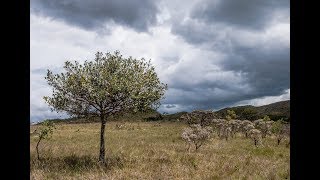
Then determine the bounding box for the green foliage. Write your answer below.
[33,120,56,161]
[226,110,237,121]
[44,51,167,163]
[263,115,271,122]
[271,118,285,134]
[162,112,188,121]
[44,51,167,119]
[145,113,163,121]
[241,108,258,120]
[36,120,56,140]
[267,114,288,122]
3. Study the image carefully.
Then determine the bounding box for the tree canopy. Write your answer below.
[44,51,167,119]
[226,110,237,120]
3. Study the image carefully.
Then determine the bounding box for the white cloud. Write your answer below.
[233,89,290,107]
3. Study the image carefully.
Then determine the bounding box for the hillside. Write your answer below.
[215,100,290,121]
[45,108,188,124]
[43,100,289,124]
[46,109,162,124]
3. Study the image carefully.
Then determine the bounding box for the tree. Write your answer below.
[32,120,55,161]
[254,119,274,138]
[241,108,258,120]
[263,115,271,121]
[226,110,237,121]
[44,51,167,163]
[271,119,290,145]
[248,128,262,146]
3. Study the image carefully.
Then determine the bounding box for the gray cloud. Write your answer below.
[221,45,290,97]
[165,104,176,108]
[160,42,290,112]
[30,0,290,120]
[166,0,290,113]
[191,0,289,30]
[31,0,159,32]
[31,68,47,74]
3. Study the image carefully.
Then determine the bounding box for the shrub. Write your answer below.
[271,119,290,146]
[254,119,274,138]
[181,124,213,152]
[180,110,217,127]
[226,110,237,121]
[32,120,56,161]
[248,128,262,146]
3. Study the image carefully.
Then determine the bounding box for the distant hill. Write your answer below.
[43,108,187,124]
[162,111,188,121]
[44,109,161,124]
[41,100,289,124]
[215,100,290,121]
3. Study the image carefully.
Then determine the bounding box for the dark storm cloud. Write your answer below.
[162,86,252,111]
[172,0,289,45]
[167,0,290,112]
[161,39,290,112]
[221,45,290,97]
[171,21,216,45]
[31,0,159,32]
[191,0,289,30]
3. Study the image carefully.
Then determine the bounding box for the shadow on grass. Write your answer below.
[31,154,124,172]
[63,154,96,170]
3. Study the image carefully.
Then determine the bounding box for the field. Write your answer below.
[30,121,290,179]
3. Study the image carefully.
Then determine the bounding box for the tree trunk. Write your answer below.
[99,115,106,163]
[277,138,281,146]
[262,131,266,138]
[36,137,42,161]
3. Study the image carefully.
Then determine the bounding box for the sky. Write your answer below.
[30,0,290,122]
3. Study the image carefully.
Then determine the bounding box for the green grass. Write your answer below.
[30,121,290,179]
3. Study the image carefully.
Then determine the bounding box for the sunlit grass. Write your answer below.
[30,121,290,179]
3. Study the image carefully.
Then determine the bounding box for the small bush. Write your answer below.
[181,124,213,152]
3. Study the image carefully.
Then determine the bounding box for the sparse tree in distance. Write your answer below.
[241,108,258,120]
[254,117,274,138]
[44,51,167,163]
[271,119,290,145]
[248,128,262,146]
[226,110,237,121]
[32,120,55,161]
[263,115,271,121]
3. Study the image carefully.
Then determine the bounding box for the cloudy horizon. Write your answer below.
[30,0,290,122]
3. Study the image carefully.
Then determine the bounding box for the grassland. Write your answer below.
[30,121,290,179]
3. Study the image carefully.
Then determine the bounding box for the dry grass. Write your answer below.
[30,121,290,179]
